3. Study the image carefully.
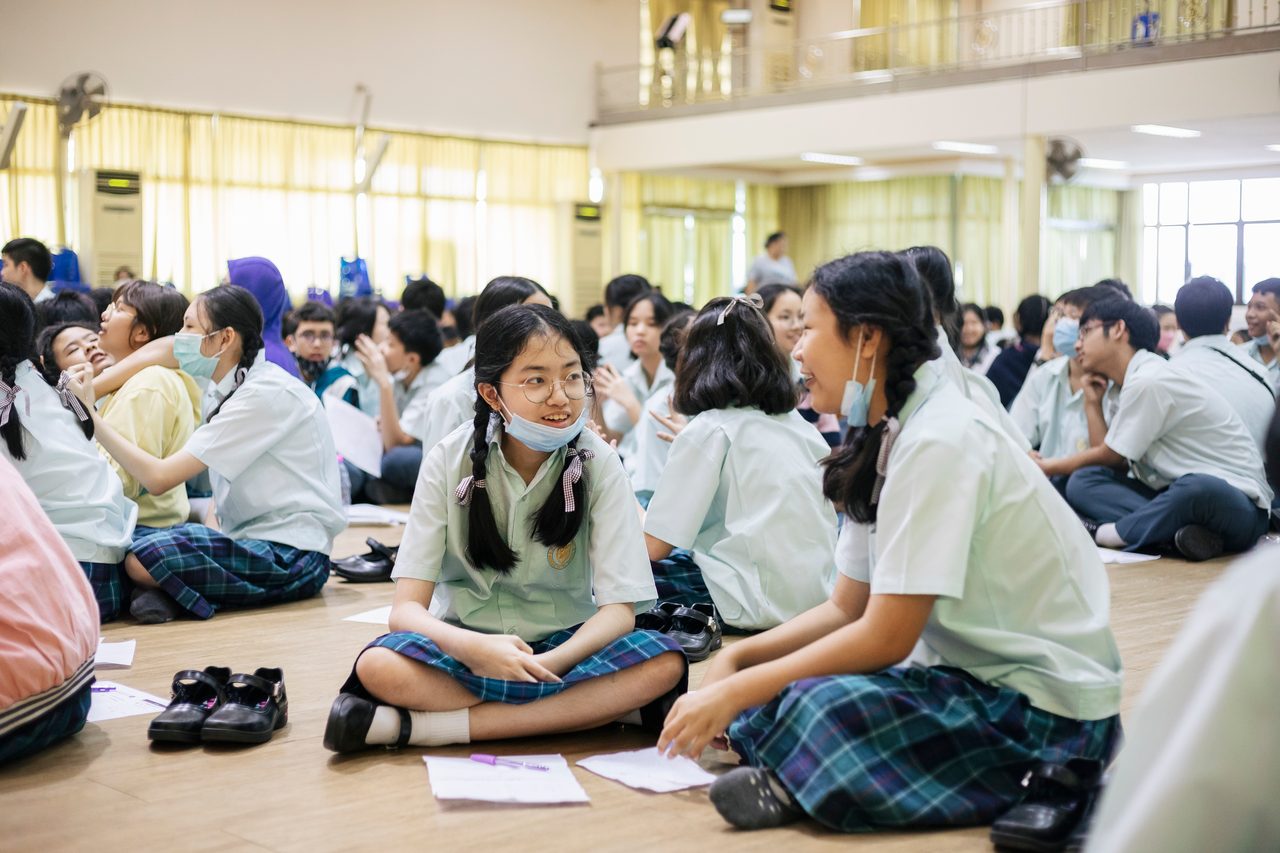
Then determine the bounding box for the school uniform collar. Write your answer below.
[1180,334,1232,354]
[211,351,265,398]
[485,419,570,496]
[1122,348,1161,386]
[895,363,943,428]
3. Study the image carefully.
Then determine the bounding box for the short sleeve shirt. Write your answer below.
[1009,357,1090,459]
[405,367,476,448]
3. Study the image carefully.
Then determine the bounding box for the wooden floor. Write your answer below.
[0,520,1233,852]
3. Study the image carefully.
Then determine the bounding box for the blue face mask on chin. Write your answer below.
[1053,318,1080,356]
[500,401,589,452]
[173,330,224,379]
[840,330,877,429]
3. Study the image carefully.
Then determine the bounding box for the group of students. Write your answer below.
[3,231,1278,841]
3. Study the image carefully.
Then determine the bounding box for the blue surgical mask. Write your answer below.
[174,330,224,379]
[500,402,589,452]
[840,331,877,429]
[1053,318,1080,356]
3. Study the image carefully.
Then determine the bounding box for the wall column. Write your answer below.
[1018,134,1046,300]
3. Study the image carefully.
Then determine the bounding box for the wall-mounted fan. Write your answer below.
[1046,137,1084,183]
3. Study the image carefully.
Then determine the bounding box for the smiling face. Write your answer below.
[794,289,860,414]
[1245,291,1279,338]
[766,289,804,356]
[960,307,987,348]
[53,326,114,376]
[480,331,586,430]
[625,298,661,359]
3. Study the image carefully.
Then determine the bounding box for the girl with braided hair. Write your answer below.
[0,283,136,622]
[323,303,685,754]
[658,251,1122,836]
[63,285,345,624]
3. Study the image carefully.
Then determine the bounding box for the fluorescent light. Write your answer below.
[800,152,864,166]
[1131,124,1201,138]
[721,9,752,24]
[932,141,999,155]
[1266,144,1280,153]
[1079,158,1129,170]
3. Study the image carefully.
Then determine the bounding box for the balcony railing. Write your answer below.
[596,0,1280,122]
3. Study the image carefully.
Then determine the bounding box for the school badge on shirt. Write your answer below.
[548,543,575,571]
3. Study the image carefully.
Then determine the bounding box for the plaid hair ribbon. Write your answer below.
[0,378,28,427]
[716,293,764,326]
[56,372,91,422]
[455,475,487,506]
[562,447,595,512]
[870,416,901,506]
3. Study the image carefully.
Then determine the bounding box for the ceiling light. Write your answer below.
[1079,158,1129,170]
[932,141,999,155]
[800,152,864,166]
[1266,144,1280,153]
[1131,124,1201,138]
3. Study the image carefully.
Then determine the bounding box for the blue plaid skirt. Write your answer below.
[131,524,330,620]
[80,561,129,623]
[344,626,684,705]
[0,682,92,766]
[652,549,712,608]
[728,665,1119,833]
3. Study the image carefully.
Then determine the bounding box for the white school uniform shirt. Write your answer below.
[33,284,55,304]
[1008,356,1090,459]
[5,361,137,564]
[433,336,475,377]
[837,365,1122,721]
[597,326,632,371]
[1105,349,1273,509]
[603,359,674,468]
[933,327,1032,452]
[1174,335,1276,452]
[392,423,658,642]
[644,407,838,630]
[336,350,381,418]
[405,366,476,448]
[629,384,675,499]
[396,359,452,433]
[184,354,346,553]
[1243,337,1280,390]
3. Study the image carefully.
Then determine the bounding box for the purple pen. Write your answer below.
[470,753,550,772]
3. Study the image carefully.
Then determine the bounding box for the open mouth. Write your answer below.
[541,412,572,427]
[90,352,109,365]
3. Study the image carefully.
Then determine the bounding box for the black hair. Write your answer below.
[465,304,595,573]
[1175,277,1234,339]
[36,321,97,385]
[1080,297,1160,353]
[812,252,939,524]
[585,304,605,322]
[113,279,189,344]
[454,295,477,340]
[1252,277,1280,301]
[765,231,785,248]
[282,310,298,340]
[659,311,694,371]
[985,305,1006,327]
[1152,304,1175,318]
[673,298,797,417]
[402,276,447,318]
[475,277,545,329]
[334,296,385,348]
[669,300,694,315]
[88,287,116,317]
[960,302,988,331]
[294,300,336,326]
[568,320,600,370]
[201,285,265,422]
[37,291,98,327]
[1058,286,1102,310]
[388,309,444,365]
[1,238,52,283]
[901,245,958,345]
[0,284,94,458]
[603,273,651,310]
[1015,295,1051,341]
[1093,278,1133,300]
[622,291,675,358]
[1267,402,1280,491]
[757,283,803,317]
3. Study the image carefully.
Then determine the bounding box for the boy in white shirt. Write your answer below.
[1036,297,1272,561]
[1243,277,1280,390]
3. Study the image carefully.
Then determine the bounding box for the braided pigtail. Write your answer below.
[0,283,39,460]
[462,401,518,572]
[0,354,27,460]
[531,432,588,548]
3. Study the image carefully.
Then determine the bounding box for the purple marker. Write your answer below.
[470,753,550,772]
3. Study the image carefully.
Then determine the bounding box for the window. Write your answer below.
[1142,178,1280,304]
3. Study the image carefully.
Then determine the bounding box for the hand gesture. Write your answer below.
[63,362,97,409]
[650,397,689,443]
[1081,372,1108,406]
[1266,308,1280,351]
[354,334,392,388]
[586,419,618,450]
[657,682,741,760]
[461,633,562,683]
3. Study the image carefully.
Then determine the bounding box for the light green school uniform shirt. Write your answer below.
[1009,356,1090,460]
[405,366,476,449]
[933,327,1032,452]
[1243,337,1280,390]
[644,407,838,631]
[837,365,1122,722]
[392,422,658,642]
[604,359,674,472]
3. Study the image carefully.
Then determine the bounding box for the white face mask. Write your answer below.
[499,400,589,452]
[840,329,876,429]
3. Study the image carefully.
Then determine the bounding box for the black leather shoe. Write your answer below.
[200,668,288,744]
[990,758,1103,852]
[323,693,410,754]
[331,537,397,583]
[1173,525,1224,562]
[667,603,723,663]
[148,666,231,744]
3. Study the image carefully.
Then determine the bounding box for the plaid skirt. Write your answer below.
[652,549,713,608]
[80,561,129,623]
[131,524,330,620]
[728,665,1120,833]
[0,682,92,766]
[344,626,684,705]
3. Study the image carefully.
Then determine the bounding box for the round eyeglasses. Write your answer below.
[496,372,592,404]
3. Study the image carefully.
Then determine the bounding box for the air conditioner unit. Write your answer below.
[78,169,143,285]
[559,202,604,319]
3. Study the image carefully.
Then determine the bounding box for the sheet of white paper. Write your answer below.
[423,754,589,804]
[1097,547,1160,565]
[345,503,410,526]
[95,638,136,669]
[343,605,392,625]
[325,399,382,477]
[86,680,168,723]
[577,747,716,793]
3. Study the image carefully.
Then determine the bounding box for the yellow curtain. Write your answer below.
[1068,1,1230,45]
[641,0,732,106]
[744,183,780,272]
[0,97,60,246]
[858,0,958,70]
[1042,184,1123,298]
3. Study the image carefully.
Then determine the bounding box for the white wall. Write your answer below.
[1,0,637,143]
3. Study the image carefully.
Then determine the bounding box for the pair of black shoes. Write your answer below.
[636,601,722,662]
[148,666,288,745]
[331,538,398,583]
[990,759,1104,852]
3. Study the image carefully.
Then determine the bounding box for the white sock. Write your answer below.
[1096,523,1127,549]
[407,708,471,747]
[365,705,402,745]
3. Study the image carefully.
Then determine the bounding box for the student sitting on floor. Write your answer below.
[326,296,392,417]
[406,276,553,452]
[0,284,137,622]
[66,285,345,624]
[95,280,203,529]
[36,321,114,381]
[760,283,841,447]
[957,303,998,374]
[985,294,1050,407]
[0,453,99,765]
[1243,277,1280,390]
[629,310,694,504]
[657,251,1121,833]
[284,301,342,392]
[345,309,447,504]
[643,295,837,630]
[597,274,652,370]
[595,291,675,468]
[1037,297,1272,562]
[1172,276,1275,452]
[322,304,686,753]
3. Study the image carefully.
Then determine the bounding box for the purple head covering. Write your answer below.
[226,256,301,379]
